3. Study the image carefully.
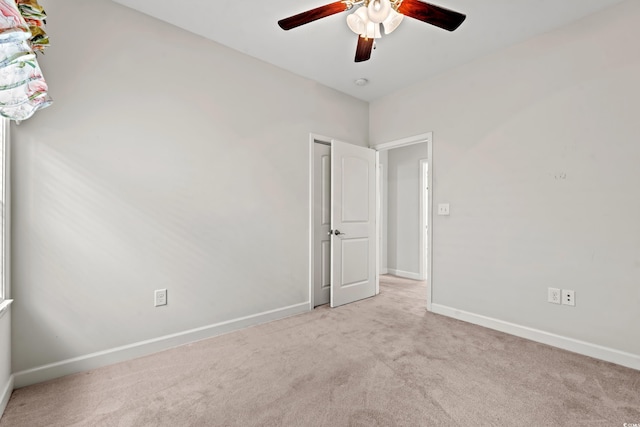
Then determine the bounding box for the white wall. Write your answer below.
[370,0,640,363]
[386,144,427,278]
[10,0,368,384]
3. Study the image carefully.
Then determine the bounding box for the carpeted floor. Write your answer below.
[2,275,639,426]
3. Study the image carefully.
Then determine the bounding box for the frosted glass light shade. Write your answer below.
[347,7,381,39]
[382,9,403,34]
[364,21,381,39]
[367,0,391,24]
[346,6,369,35]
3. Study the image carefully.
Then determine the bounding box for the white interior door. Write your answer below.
[330,140,376,308]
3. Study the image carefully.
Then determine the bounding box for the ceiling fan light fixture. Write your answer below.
[278,0,466,63]
[364,21,381,39]
[346,7,368,35]
[347,6,381,39]
[382,9,403,34]
[367,0,391,24]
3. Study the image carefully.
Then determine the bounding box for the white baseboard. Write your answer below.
[14,302,310,388]
[0,374,13,419]
[387,269,421,280]
[431,304,640,371]
[379,268,388,275]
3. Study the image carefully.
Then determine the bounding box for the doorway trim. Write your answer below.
[419,159,428,282]
[372,132,434,311]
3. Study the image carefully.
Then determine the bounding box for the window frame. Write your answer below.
[0,118,11,316]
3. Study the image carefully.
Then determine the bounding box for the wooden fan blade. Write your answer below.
[278,1,351,30]
[397,0,466,31]
[355,36,374,62]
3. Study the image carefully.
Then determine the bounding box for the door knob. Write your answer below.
[329,229,345,236]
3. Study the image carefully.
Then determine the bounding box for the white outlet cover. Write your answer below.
[438,203,450,216]
[548,287,561,304]
[561,289,575,306]
[154,289,167,307]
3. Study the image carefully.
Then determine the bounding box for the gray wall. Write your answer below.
[386,144,427,277]
[370,0,640,357]
[11,0,368,376]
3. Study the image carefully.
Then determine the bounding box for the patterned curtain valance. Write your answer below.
[0,0,51,121]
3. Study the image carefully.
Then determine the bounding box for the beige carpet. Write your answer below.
[2,275,639,426]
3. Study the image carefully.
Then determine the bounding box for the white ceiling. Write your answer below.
[111,0,625,102]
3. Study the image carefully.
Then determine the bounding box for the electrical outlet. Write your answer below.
[548,287,561,304]
[437,203,450,216]
[561,289,575,306]
[154,289,167,307]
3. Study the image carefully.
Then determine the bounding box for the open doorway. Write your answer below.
[373,133,434,310]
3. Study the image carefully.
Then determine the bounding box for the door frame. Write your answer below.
[419,159,428,282]
[372,132,434,311]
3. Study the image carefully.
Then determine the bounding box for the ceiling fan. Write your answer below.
[278,0,466,62]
